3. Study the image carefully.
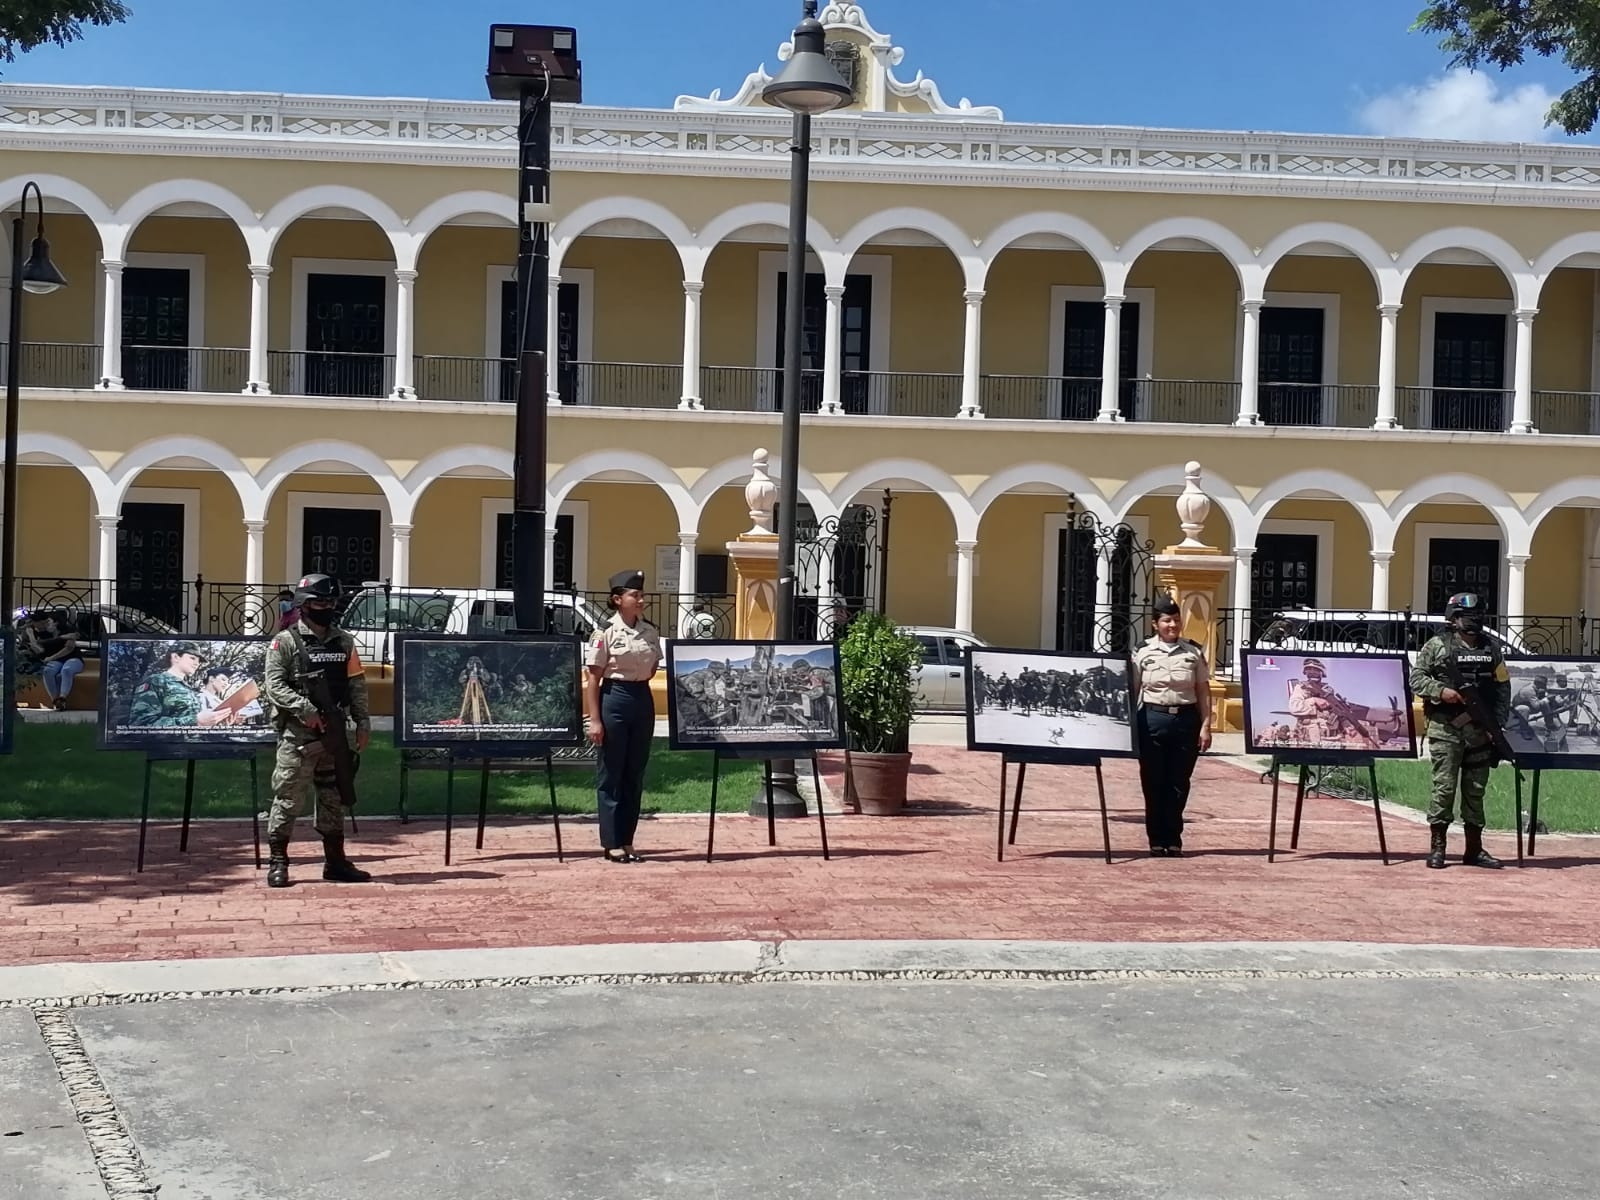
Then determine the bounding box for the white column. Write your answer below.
[678,281,704,411]
[1510,308,1538,434]
[1096,297,1124,422]
[952,540,977,632]
[819,284,845,415]
[1092,543,1114,652]
[390,269,417,399]
[95,515,119,606]
[243,519,267,635]
[1374,303,1401,430]
[389,523,413,587]
[677,531,698,634]
[543,524,558,592]
[1235,299,1262,426]
[958,289,985,419]
[545,275,562,406]
[1506,553,1529,632]
[98,259,125,390]
[1232,547,1254,674]
[1370,550,1394,611]
[244,265,272,395]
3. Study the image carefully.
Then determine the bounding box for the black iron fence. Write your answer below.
[120,345,250,393]
[1396,386,1511,432]
[1531,390,1600,436]
[1136,379,1239,424]
[266,350,396,399]
[1257,383,1380,429]
[0,341,102,389]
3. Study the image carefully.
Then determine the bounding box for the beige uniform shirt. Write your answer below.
[1132,636,1209,708]
[585,613,663,682]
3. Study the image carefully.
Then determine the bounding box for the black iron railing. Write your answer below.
[1396,386,1511,433]
[0,342,102,389]
[564,361,682,409]
[1135,379,1239,424]
[1531,390,1600,437]
[267,350,396,399]
[120,345,249,393]
[413,355,514,404]
[1257,383,1380,429]
[13,576,201,641]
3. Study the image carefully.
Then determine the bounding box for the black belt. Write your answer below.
[1142,703,1197,715]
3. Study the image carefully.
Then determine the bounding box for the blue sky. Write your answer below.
[2,0,1592,142]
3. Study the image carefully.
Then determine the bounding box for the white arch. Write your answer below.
[685,201,840,285]
[1111,217,1261,299]
[1109,465,1250,547]
[105,435,261,518]
[1395,228,1533,309]
[687,454,836,530]
[0,173,115,231]
[108,180,262,263]
[10,431,115,515]
[255,440,409,525]
[549,196,696,278]
[1521,478,1600,538]
[547,449,698,533]
[1257,222,1399,306]
[1531,233,1600,304]
[1385,473,1530,557]
[401,191,519,273]
[1247,468,1392,553]
[829,458,979,542]
[976,213,1115,287]
[259,185,406,265]
[968,463,1115,527]
[401,445,516,512]
[835,207,983,291]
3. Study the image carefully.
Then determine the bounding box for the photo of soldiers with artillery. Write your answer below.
[395,635,582,747]
[99,637,274,749]
[667,641,843,750]
[1506,659,1600,763]
[967,649,1135,754]
[1243,651,1415,757]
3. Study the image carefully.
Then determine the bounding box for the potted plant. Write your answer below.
[837,610,921,815]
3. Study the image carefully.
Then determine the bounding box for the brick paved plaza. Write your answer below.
[3,748,1593,967]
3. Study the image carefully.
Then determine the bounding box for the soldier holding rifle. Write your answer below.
[262,574,373,888]
[1410,592,1511,871]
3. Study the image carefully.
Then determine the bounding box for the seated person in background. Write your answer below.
[17,608,85,711]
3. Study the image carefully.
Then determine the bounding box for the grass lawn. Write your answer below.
[1371,760,1600,834]
[0,724,764,821]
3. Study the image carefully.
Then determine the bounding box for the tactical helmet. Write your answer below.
[1445,592,1484,622]
[1302,657,1327,675]
[293,574,341,606]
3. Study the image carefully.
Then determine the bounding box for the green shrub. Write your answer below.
[838,611,921,754]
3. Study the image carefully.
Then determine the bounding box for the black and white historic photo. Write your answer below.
[1505,658,1600,767]
[966,648,1135,756]
[395,634,583,749]
[667,640,845,752]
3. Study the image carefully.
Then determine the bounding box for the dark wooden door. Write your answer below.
[1252,534,1318,612]
[117,502,186,628]
[1427,537,1500,614]
[500,278,580,404]
[777,272,872,413]
[1060,300,1138,420]
[302,507,381,593]
[1432,312,1506,432]
[122,267,191,391]
[1259,307,1324,426]
[495,511,574,590]
[306,274,385,397]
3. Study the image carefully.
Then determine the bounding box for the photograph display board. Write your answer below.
[966,647,1135,757]
[1,630,14,754]
[99,636,274,751]
[1242,650,1416,759]
[667,640,845,753]
[1504,657,1600,769]
[395,634,582,750]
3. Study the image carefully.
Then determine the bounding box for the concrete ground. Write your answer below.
[4,940,1600,1200]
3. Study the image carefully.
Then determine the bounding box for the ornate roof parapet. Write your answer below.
[674,1,1002,121]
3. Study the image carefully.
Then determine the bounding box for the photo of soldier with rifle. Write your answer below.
[1410,592,1513,870]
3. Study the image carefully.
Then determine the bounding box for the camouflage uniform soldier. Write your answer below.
[128,642,229,729]
[262,574,372,888]
[1410,592,1510,870]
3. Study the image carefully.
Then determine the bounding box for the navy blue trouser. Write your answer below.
[1137,705,1201,848]
[597,681,654,849]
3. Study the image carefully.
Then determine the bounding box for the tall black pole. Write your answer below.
[774,110,811,642]
[511,87,553,633]
[1,212,23,650]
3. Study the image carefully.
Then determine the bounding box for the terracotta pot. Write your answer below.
[849,750,912,815]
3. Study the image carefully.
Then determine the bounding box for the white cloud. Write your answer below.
[1356,70,1561,142]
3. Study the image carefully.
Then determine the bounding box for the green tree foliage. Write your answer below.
[0,1,129,67]
[837,611,921,754]
[402,641,579,738]
[1415,1,1600,133]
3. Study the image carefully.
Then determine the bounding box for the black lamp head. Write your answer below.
[21,234,66,296]
[762,7,853,117]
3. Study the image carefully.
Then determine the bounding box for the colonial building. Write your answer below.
[7,1,1600,677]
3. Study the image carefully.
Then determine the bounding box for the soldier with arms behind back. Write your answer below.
[1410,592,1510,870]
[262,574,373,888]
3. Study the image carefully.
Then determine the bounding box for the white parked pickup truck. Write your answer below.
[337,585,612,666]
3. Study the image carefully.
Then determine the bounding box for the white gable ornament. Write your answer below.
[674,1,1002,120]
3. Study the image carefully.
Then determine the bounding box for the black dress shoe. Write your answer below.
[1149,845,1170,857]
[1165,845,1184,858]
[603,850,632,864]
[622,849,644,863]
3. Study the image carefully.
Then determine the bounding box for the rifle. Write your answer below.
[286,629,360,810]
[1438,643,1515,768]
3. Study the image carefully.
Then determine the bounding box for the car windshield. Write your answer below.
[343,591,455,633]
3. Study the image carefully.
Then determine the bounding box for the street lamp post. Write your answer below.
[1,180,68,707]
[753,0,853,818]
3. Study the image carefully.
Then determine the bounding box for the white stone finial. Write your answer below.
[745,448,777,536]
[1176,460,1211,548]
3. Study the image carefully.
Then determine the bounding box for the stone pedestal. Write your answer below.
[1153,460,1231,730]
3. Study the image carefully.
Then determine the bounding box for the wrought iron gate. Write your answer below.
[794,502,885,639]
[1055,508,1156,654]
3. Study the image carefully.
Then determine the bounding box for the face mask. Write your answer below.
[303,606,335,627]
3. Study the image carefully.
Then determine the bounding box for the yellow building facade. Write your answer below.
[8,2,1600,672]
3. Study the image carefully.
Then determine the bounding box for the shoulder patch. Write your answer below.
[1493,664,1510,683]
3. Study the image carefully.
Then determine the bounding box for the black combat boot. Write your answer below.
[1462,825,1503,869]
[1426,825,1448,869]
[266,838,291,888]
[321,835,372,883]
